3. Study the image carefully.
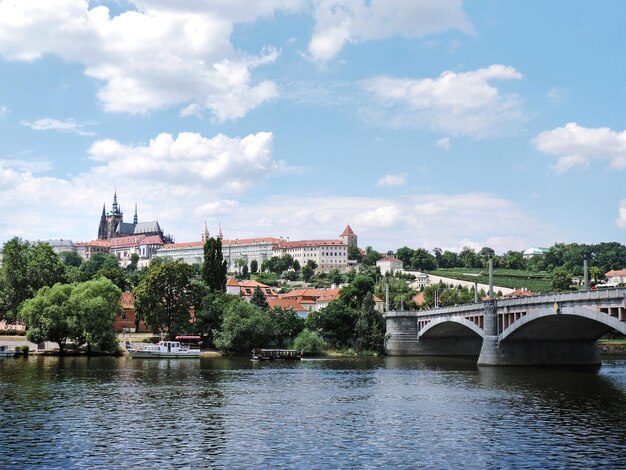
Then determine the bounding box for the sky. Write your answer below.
[0,0,625,254]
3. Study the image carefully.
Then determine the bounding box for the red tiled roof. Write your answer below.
[340,225,356,237]
[277,240,345,248]
[120,291,134,308]
[75,240,110,247]
[160,241,205,250]
[378,255,401,263]
[223,237,282,246]
[226,276,239,287]
[606,270,626,277]
[502,289,535,298]
[267,298,307,312]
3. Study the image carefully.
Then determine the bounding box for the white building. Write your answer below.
[376,255,404,275]
[223,237,282,271]
[75,240,110,261]
[156,241,205,265]
[273,225,357,272]
[522,247,549,259]
[44,239,76,254]
[605,270,626,286]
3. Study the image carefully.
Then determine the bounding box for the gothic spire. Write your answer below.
[133,203,138,225]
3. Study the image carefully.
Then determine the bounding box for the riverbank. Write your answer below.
[598,340,626,355]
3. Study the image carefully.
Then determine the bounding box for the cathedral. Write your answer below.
[97,191,173,243]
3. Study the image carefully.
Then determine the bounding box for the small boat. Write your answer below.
[127,340,200,359]
[251,348,302,361]
[0,345,19,358]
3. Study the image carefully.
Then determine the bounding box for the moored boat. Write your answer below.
[251,348,302,361]
[128,340,200,359]
[0,345,19,358]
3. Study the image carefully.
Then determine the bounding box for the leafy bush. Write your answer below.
[0,329,27,336]
[293,329,325,354]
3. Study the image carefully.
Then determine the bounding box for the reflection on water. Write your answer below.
[1,355,626,468]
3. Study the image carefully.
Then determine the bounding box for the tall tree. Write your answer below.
[213,300,274,352]
[355,292,385,353]
[0,237,31,322]
[250,259,259,274]
[134,260,195,337]
[250,286,270,310]
[202,237,227,291]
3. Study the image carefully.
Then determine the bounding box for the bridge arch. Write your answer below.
[499,306,626,343]
[419,316,483,339]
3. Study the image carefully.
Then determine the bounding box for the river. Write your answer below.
[1,355,626,469]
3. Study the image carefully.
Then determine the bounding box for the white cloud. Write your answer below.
[0,129,290,243]
[194,200,240,217]
[547,87,568,104]
[361,65,525,138]
[0,1,286,120]
[436,137,451,150]
[307,0,473,61]
[0,158,52,174]
[354,205,401,228]
[618,200,626,229]
[87,131,286,191]
[21,118,95,136]
[0,105,8,118]
[532,122,626,172]
[377,174,406,186]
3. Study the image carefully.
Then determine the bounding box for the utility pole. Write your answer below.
[488,256,494,299]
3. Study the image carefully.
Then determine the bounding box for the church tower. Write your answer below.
[340,224,357,250]
[97,204,107,240]
[201,221,210,242]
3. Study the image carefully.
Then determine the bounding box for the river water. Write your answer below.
[1,355,626,469]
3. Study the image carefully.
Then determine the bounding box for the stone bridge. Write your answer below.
[385,288,626,366]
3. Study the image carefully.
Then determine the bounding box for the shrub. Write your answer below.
[293,329,325,355]
[0,329,27,336]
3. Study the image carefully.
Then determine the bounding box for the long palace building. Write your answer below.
[156,224,358,272]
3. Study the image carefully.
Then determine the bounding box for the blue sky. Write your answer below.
[0,0,624,253]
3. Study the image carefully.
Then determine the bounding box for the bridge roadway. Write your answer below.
[385,288,626,366]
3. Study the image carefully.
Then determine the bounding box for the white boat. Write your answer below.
[127,340,200,359]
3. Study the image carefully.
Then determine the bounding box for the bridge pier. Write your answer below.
[478,299,602,366]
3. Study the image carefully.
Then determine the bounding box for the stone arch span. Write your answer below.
[419,316,483,339]
[499,306,626,343]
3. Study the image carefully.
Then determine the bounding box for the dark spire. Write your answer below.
[133,203,138,225]
[112,190,118,212]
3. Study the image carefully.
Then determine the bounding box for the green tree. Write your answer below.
[355,292,385,353]
[411,248,437,271]
[0,237,31,322]
[293,328,325,354]
[348,245,363,262]
[19,283,76,354]
[250,259,259,274]
[127,253,140,272]
[28,242,66,292]
[194,290,237,347]
[459,246,480,268]
[306,299,357,347]
[96,266,129,291]
[551,267,572,292]
[202,237,227,291]
[59,251,83,267]
[81,253,119,277]
[590,266,604,284]
[250,286,270,310]
[134,260,195,337]
[339,275,374,309]
[361,247,382,267]
[271,307,305,347]
[70,277,122,353]
[213,300,274,352]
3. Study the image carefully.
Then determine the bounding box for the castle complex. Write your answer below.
[97,191,173,244]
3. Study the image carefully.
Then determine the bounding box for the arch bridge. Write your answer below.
[385,288,626,366]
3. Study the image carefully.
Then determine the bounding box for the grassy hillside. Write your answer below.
[430,268,553,293]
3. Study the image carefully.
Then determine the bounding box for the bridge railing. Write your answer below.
[498,287,626,308]
[400,287,626,318]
